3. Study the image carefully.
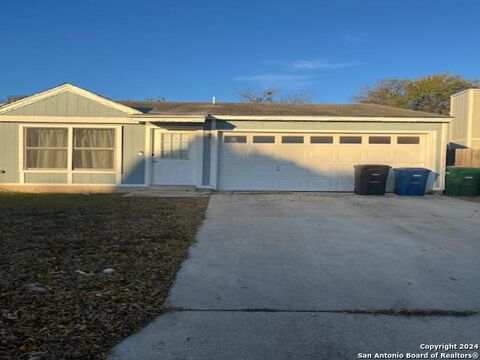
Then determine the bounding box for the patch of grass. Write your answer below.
[0,193,209,359]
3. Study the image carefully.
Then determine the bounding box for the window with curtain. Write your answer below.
[73,128,115,170]
[25,128,68,169]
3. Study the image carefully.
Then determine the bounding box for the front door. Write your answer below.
[152,130,196,185]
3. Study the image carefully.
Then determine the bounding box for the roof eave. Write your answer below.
[209,115,451,123]
[131,114,207,123]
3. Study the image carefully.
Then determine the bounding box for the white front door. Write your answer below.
[151,130,196,185]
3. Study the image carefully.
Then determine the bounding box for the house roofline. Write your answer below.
[0,83,142,116]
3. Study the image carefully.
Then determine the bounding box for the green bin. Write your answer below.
[445,167,480,196]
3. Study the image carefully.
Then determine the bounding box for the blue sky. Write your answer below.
[0,0,479,103]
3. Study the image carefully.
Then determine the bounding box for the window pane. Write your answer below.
[340,136,362,144]
[398,136,420,144]
[73,150,114,169]
[26,128,68,147]
[282,136,304,144]
[253,136,275,144]
[179,141,189,151]
[225,136,246,143]
[369,136,391,144]
[311,136,333,144]
[26,149,67,169]
[160,150,169,159]
[74,129,115,148]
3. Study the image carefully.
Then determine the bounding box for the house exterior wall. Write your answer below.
[450,89,480,148]
[72,173,117,184]
[25,173,68,184]
[449,91,470,147]
[0,123,19,183]
[122,124,146,185]
[472,91,480,143]
[1,92,129,117]
[0,118,449,190]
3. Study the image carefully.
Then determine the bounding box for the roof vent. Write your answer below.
[7,95,28,104]
[212,96,216,105]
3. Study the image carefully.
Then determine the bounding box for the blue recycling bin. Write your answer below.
[394,168,431,196]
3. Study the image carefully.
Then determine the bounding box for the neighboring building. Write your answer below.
[0,83,450,192]
[450,89,480,148]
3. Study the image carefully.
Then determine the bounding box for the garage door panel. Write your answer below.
[251,179,278,190]
[222,164,249,176]
[223,148,248,160]
[250,148,276,159]
[278,164,312,175]
[336,179,355,191]
[338,150,364,162]
[278,179,306,191]
[307,179,335,191]
[219,133,428,191]
[309,150,336,161]
[366,150,394,162]
[251,164,277,175]
[277,150,307,162]
[393,150,425,162]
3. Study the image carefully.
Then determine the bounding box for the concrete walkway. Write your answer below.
[109,193,480,360]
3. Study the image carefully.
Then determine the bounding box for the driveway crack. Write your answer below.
[166,307,479,317]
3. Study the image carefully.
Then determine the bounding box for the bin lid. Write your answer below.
[446,166,480,170]
[354,164,392,169]
[394,167,431,172]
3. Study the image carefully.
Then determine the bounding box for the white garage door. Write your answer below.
[218,132,429,191]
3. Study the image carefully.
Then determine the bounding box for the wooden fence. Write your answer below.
[455,149,480,167]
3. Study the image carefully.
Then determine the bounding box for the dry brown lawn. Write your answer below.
[0,193,209,359]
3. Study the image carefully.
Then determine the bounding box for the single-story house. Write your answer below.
[0,83,450,192]
[450,89,480,149]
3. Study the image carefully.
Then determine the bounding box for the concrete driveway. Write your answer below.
[110,193,480,360]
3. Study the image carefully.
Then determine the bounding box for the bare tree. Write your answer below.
[145,96,166,102]
[279,90,313,104]
[239,88,312,104]
[239,88,279,103]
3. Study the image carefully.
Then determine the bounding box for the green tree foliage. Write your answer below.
[353,74,479,115]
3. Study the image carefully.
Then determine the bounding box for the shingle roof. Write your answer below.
[118,101,448,118]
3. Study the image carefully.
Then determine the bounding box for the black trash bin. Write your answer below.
[354,164,391,195]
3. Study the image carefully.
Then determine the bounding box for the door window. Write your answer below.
[340,136,362,144]
[253,136,275,144]
[160,133,189,160]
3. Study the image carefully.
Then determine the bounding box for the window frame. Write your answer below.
[72,128,117,170]
[24,127,69,170]
[20,124,122,184]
